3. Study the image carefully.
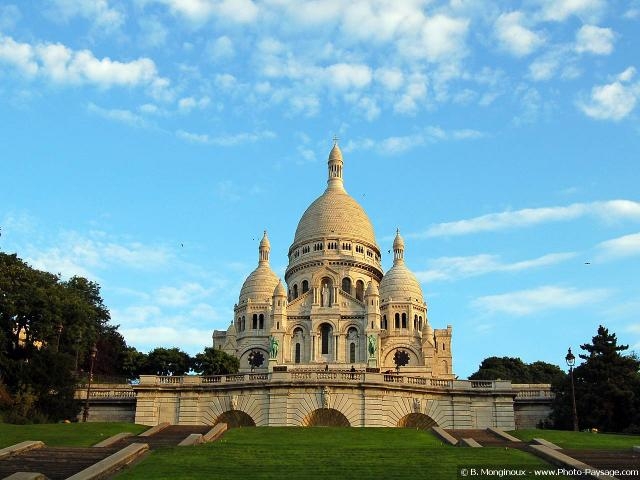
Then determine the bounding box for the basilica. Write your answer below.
[213,143,453,378]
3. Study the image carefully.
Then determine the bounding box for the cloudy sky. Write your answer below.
[1,0,639,377]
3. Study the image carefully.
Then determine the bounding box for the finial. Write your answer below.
[332,135,339,146]
[396,228,400,235]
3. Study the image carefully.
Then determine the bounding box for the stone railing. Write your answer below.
[512,384,554,401]
[75,384,136,400]
[137,373,512,392]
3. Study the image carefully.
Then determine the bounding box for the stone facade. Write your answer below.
[213,143,453,377]
[133,372,516,429]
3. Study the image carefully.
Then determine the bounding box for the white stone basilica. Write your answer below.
[213,143,453,378]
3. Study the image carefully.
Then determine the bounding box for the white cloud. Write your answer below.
[325,63,372,90]
[48,0,125,32]
[539,0,606,22]
[374,68,404,91]
[0,4,21,30]
[575,25,615,55]
[88,102,150,128]
[176,129,276,146]
[597,232,640,260]
[0,35,38,76]
[577,70,639,121]
[345,125,482,155]
[416,252,576,282]
[400,14,469,62]
[138,16,168,48]
[25,231,172,279]
[0,35,171,98]
[472,285,609,316]
[119,326,214,351]
[495,11,545,57]
[208,36,235,61]
[156,282,214,307]
[178,96,210,112]
[149,0,259,24]
[421,200,640,237]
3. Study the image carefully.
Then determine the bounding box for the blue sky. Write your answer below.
[1,0,639,378]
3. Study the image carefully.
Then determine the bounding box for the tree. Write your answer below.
[469,356,564,384]
[193,347,239,375]
[552,325,640,432]
[0,251,130,422]
[141,347,192,376]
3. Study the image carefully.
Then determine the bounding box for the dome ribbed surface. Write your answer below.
[239,264,279,303]
[379,263,424,304]
[293,189,377,246]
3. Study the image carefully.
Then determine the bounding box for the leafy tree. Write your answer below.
[141,347,192,376]
[552,325,640,432]
[0,251,131,422]
[193,347,239,375]
[469,356,564,384]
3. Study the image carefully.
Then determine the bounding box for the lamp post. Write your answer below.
[565,347,579,432]
[55,323,63,352]
[82,344,98,422]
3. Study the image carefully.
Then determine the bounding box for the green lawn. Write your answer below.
[115,427,569,480]
[0,422,147,448]
[510,429,640,449]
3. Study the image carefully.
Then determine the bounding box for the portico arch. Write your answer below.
[303,408,350,427]
[215,410,256,428]
[397,413,437,429]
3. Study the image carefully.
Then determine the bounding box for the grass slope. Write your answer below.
[510,429,640,450]
[115,428,568,480]
[0,422,147,448]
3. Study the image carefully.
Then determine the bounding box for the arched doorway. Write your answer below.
[397,413,437,429]
[215,410,256,428]
[303,408,350,427]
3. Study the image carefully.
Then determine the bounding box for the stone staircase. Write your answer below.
[0,425,214,479]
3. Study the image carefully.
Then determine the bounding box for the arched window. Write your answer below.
[419,316,423,330]
[342,277,352,295]
[259,313,264,329]
[355,280,364,301]
[349,343,356,363]
[252,314,258,329]
[414,315,418,330]
[302,280,309,293]
[402,313,407,329]
[382,315,387,329]
[394,313,400,329]
[321,323,331,355]
[242,316,245,331]
[295,343,301,363]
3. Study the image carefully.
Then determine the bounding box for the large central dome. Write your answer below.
[291,144,377,249]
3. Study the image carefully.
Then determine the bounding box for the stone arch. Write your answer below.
[215,410,256,428]
[239,346,269,370]
[303,408,350,427]
[397,413,437,429]
[382,345,422,367]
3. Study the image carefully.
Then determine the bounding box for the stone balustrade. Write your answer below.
[136,372,513,392]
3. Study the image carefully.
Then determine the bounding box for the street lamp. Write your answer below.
[565,347,579,432]
[55,323,63,352]
[82,344,98,422]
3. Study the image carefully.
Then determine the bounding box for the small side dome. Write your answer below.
[239,232,279,304]
[273,279,286,297]
[380,230,424,304]
[365,281,379,297]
